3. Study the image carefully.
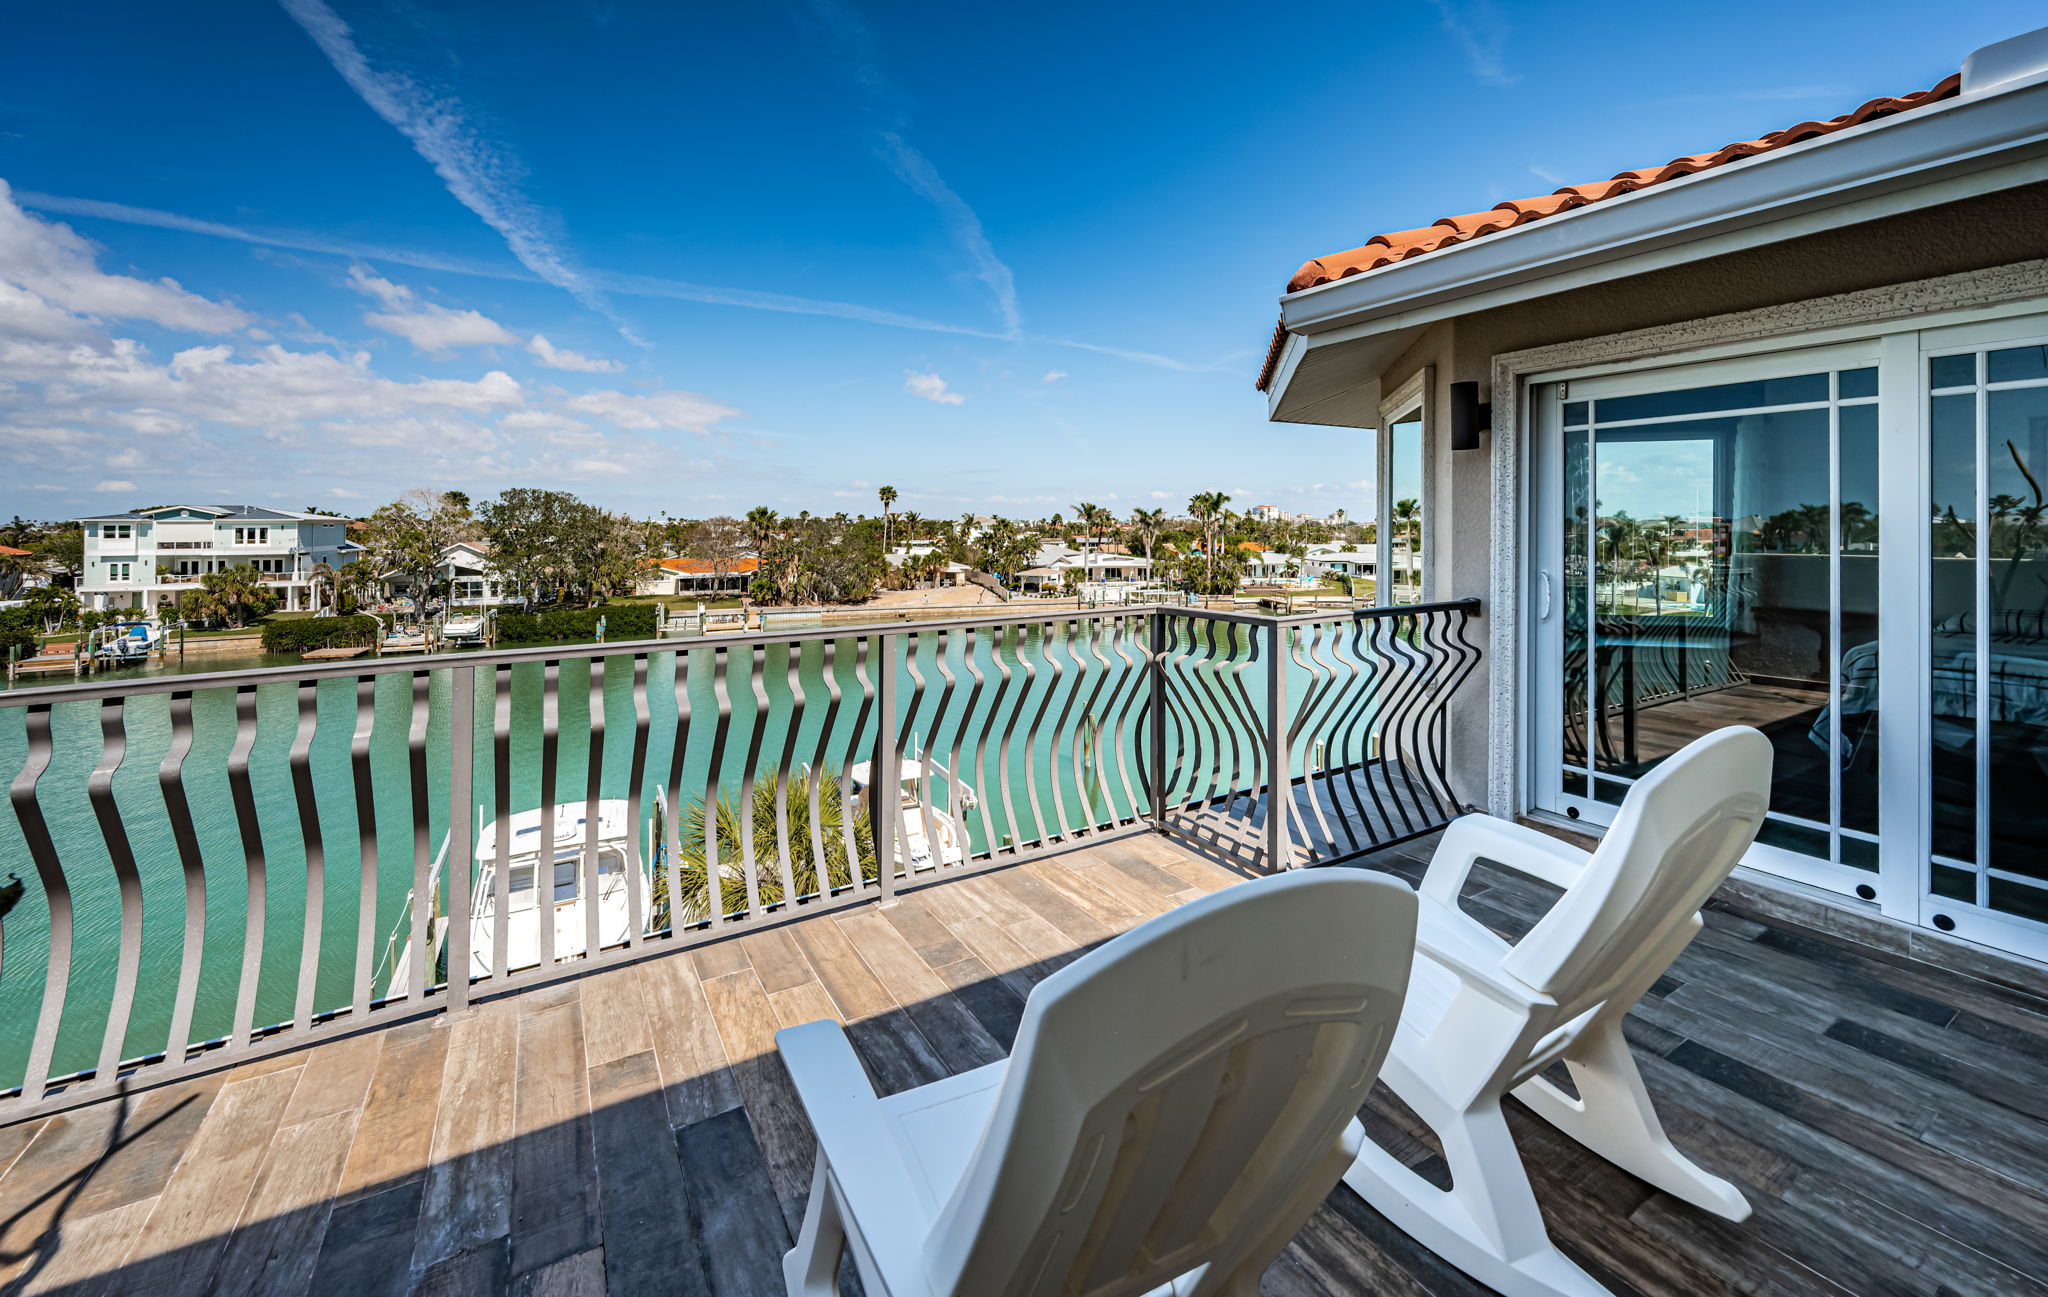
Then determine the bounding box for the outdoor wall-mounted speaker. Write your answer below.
[1450,381,1490,451]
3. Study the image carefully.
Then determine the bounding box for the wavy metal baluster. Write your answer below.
[737,644,773,918]
[1287,622,1340,860]
[1167,618,1213,814]
[987,625,1020,854]
[662,649,694,937]
[1378,613,1439,837]
[85,699,143,1089]
[1192,621,1241,815]
[1070,619,1118,833]
[538,662,561,968]
[1309,618,1370,856]
[773,642,806,908]
[11,705,71,1103]
[1044,620,1091,841]
[925,630,960,861]
[227,685,268,1040]
[160,691,207,1065]
[286,681,325,1032]
[584,658,608,961]
[959,628,1000,859]
[842,637,875,891]
[945,629,987,861]
[874,633,900,901]
[349,679,380,1012]
[902,632,940,876]
[1011,622,1056,844]
[704,646,735,925]
[1228,624,1273,827]
[491,666,514,977]
[1102,616,1146,825]
[625,656,650,948]
[806,641,841,893]
[405,673,434,996]
[1335,615,1400,844]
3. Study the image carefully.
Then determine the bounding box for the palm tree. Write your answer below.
[1391,498,1421,597]
[309,560,338,614]
[653,770,878,927]
[1128,507,1164,571]
[1186,491,1232,592]
[878,485,898,553]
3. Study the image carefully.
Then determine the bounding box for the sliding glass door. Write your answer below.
[1534,346,1880,893]
[1531,320,2048,959]
[1919,324,2048,952]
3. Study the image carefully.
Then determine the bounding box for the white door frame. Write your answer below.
[1482,259,2048,957]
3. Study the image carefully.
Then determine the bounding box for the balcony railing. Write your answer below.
[0,599,1480,1119]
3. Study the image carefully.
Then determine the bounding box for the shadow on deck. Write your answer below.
[2,829,2046,1296]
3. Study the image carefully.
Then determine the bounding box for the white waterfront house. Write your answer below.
[1013,543,1154,593]
[378,541,519,609]
[75,505,361,614]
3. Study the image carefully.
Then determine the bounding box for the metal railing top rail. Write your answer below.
[0,604,1153,708]
[0,600,1480,710]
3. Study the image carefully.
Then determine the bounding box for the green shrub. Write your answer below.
[261,614,384,653]
[494,603,657,645]
[0,608,38,659]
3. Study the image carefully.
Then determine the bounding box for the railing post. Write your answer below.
[1148,611,1167,829]
[1265,623,1291,870]
[447,665,475,1011]
[875,632,900,902]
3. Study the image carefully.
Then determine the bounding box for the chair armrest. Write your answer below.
[776,1020,934,1265]
[1413,901,1553,1011]
[1418,814,1591,907]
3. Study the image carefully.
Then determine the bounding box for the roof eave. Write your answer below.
[1267,70,2048,414]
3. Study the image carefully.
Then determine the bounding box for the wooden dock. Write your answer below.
[301,646,372,661]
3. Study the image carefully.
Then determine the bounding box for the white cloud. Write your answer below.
[562,388,740,433]
[328,487,364,499]
[905,371,964,405]
[1150,491,1169,499]
[1041,370,1068,383]
[0,180,251,333]
[278,0,641,343]
[1426,0,1517,86]
[878,134,1021,337]
[346,262,520,353]
[93,479,136,492]
[570,459,630,475]
[365,304,520,353]
[527,334,623,373]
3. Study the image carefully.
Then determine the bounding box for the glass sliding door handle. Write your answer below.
[1540,570,1553,621]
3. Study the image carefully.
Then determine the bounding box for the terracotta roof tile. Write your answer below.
[1256,74,1962,391]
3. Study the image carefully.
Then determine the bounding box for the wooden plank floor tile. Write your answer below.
[337,1016,451,1204]
[411,999,520,1273]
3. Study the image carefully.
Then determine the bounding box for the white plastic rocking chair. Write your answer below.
[776,868,1418,1297]
[1342,725,1773,1297]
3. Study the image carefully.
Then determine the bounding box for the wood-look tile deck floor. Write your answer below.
[3,828,2047,1296]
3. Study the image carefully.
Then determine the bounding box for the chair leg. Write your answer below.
[1514,1021,1750,1222]
[784,1154,851,1297]
[1343,1096,1612,1297]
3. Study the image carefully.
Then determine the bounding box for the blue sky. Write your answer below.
[0,1,2036,523]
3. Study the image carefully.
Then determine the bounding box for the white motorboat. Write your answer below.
[384,798,651,995]
[91,619,163,662]
[849,743,976,871]
[440,612,489,645]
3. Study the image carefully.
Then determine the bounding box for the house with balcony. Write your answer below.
[74,504,361,614]
[4,27,2048,1297]
[1258,26,2048,964]
[376,540,518,610]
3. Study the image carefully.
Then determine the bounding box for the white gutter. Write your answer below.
[1274,61,2048,352]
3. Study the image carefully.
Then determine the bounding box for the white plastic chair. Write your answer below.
[776,868,1418,1297]
[1342,725,1773,1297]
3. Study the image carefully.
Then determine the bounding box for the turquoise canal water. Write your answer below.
[0,620,1297,1088]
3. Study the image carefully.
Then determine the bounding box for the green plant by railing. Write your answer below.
[654,768,878,928]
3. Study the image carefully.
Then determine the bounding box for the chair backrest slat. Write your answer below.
[1501,726,1771,1012]
[923,869,1415,1297]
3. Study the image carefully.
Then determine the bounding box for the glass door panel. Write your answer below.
[1924,343,2048,939]
[1543,357,1880,891]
